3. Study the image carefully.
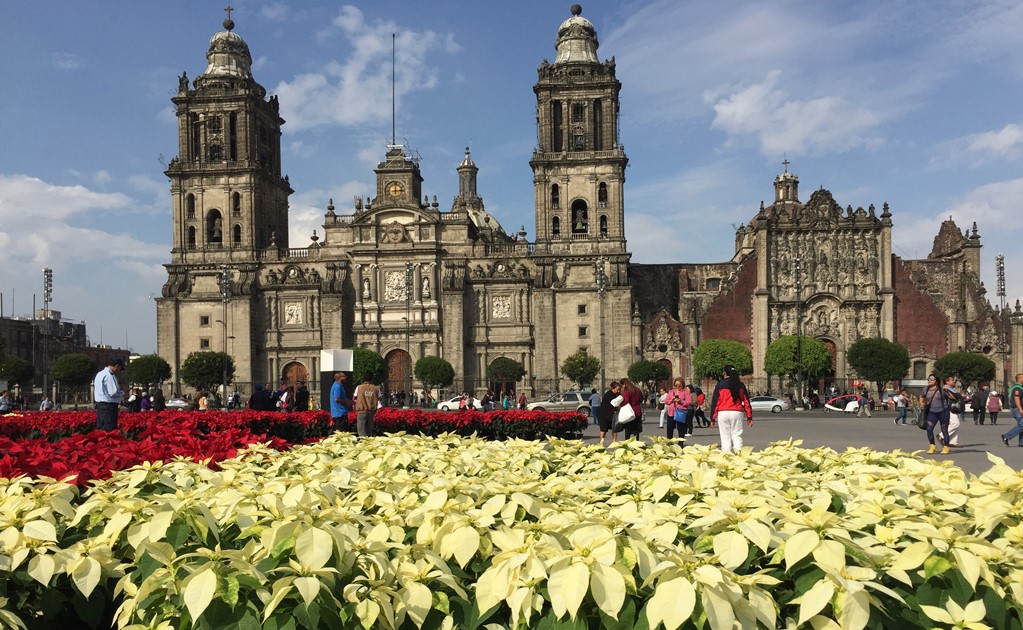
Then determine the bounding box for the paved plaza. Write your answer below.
[578,408,1022,477]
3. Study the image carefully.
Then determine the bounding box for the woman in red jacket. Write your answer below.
[617,377,644,441]
[709,365,753,453]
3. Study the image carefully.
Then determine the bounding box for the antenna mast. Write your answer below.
[391,33,396,146]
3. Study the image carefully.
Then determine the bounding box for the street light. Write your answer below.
[595,259,609,392]
[42,268,52,400]
[997,254,1007,394]
[794,257,803,410]
[219,265,231,410]
[405,262,413,407]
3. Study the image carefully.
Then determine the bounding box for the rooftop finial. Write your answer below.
[782,155,789,173]
[571,4,582,16]
[223,4,235,31]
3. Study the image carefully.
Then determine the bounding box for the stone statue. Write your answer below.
[422,276,431,299]
[362,277,371,299]
[178,71,189,92]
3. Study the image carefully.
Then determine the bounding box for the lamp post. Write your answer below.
[997,254,1007,394]
[42,268,52,400]
[794,257,804,410]
[595,259,609,393]
[219,265,231,410]
[405,262,413,406]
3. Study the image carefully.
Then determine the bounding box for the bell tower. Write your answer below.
[165,11,292,260]
[531,4,628,251]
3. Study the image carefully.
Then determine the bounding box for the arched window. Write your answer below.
[207,209,223,245]
[186,193,196,219]
[552,217,561,239]
[571,199,588,233]
[232,192,241,215]
[599,215,608,237]
[551,184,560,209]
[187,226,196,249]
[598,182,608,208]
[232,224,241,245]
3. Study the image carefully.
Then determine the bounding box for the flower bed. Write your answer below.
[0,409,587,485]
[1,435,1022,628]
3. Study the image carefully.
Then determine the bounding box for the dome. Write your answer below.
[555,5,599,64]
[202,20,253,80]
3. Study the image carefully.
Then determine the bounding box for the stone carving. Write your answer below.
[492,295,511,319]
[382,221,406,244]
[384,271,407,302]
[362,277,371,299]
[284,302,303,325]
[422,276,431,299]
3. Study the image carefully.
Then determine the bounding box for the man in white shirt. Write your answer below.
[94,358,125,430]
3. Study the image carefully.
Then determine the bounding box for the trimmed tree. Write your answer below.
[628,360,670,393]
[414,356,455,399]
[0,355,35,388]
[123,354,172,388]
[561,350,600,389]
[692,339,754,381]
[846,338,910,395]
[934,351,996,387]
[488,357,526,384]
[764,336,831,380]
[179,351,235,393]
[352,347,387,385]
[51,353,98,403]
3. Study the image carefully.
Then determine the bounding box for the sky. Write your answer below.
[2,0,1023,355]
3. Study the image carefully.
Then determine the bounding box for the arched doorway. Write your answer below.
[385,349,412,405]
[281,362,307,389]
[658,358,674,390]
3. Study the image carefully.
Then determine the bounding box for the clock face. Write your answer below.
[386,181,404,198]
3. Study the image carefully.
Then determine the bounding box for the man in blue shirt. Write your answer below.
[94,358,126,430]
[330,372,352,429]
[587,388,601,425]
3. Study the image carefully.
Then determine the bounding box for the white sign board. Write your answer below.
[320,349,354,372]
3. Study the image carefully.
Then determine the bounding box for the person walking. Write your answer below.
[972,385,988,425]
[353,371,380,438]
[517,392,527,410]
[664,378,690,441]
[1000,374,1023,447]
[940,375,963,449]
[988,390,1002,425]
[616,377,644,441]
[597,381,621,447]
[920,373,951,454]
[709,365,753,454]
[855,390,872,417]
[588,388,602,425]
[893,390,908,425]
[693,387,709,428]
[330,372,352,429]
[93,358,126,431]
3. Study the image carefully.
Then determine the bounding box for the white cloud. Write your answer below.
[50,52,81,70]
[931,124,1023,169]
[287,181,366,248]
[93,170,112,185]
[709,70,882,156]
[260,2,289,21]
[274,5,460,132]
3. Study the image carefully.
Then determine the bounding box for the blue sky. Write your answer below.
[2,1,1022,355]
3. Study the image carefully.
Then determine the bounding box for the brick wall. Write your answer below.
[892,256,948,357]
[701,253,758,345]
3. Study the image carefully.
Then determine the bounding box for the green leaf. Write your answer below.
[183,566,218,621]
[294,576,321,605]
[923,555,952,579]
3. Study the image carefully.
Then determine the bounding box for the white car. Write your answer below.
[435,396,484,412]
[526,391,592,415]
[749,396,790,413]
[165,397,191,410]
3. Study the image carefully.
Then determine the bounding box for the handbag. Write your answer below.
[915,408,928,429]
[673,407,686,422]
[617,403,637,424]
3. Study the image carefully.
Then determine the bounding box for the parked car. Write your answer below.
[165,397,191,411]
[435,396,484,412]
[749,395,790,413]
[526,391,591,415]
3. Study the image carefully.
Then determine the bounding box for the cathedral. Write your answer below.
[156,6,1021,400]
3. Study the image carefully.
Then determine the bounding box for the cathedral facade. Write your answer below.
[156,7,1022,400]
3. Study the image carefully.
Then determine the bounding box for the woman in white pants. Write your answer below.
[709,365,754,453]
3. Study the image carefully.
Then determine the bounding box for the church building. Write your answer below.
[156,6,1022,400]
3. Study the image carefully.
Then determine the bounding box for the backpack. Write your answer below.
[948,389,964,414]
